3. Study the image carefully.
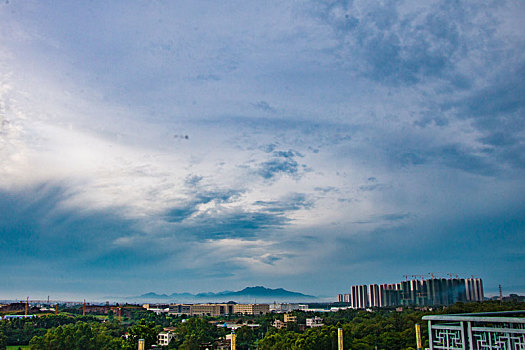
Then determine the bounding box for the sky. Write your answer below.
[0,0,524,300]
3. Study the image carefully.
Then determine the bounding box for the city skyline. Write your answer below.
[0,1,524,299]
[346,276,484,309]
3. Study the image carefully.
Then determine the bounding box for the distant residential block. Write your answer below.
[345,277,484,308]
[343,293,350,303]
[351,285,368,309]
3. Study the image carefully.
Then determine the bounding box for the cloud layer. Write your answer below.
[0,0,524,298]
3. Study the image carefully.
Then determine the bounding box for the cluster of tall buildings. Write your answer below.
[339,277,484,308]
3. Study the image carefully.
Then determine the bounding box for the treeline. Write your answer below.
[0,300,523,349]
[255,301,525,350]
[0,315,102,347]
[28,319,161,350]
[258,310,424,350]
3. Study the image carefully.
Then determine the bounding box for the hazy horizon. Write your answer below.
[1,1,524,299]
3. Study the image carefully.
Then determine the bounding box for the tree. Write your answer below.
[235,326,255,350]
[170,317,223,350]
[29,322,121,350]
[0,333,7,350]
[122,319,160,350]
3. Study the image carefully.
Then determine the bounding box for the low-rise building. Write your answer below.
[306,316,324,328]
[190,304,223,316]
[284,313,297,323]
[169,303,191,315]
[218,322,260,330]
[233,303,269,315]
[157,331,175,346]
[273,319,285,329]
[270,303,307,313]
[168,303,269,316]
[142,304,169,314]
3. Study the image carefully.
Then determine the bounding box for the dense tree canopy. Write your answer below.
[29,322,121,350]
[169,317,225,350]
[122,319,160,350]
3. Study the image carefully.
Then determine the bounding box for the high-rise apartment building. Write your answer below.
[368,284,382,307]
[347,277,483,308]
[351,285,368,309]
[343,293,351,303]
[465,278,484,302]
[338,293,351,303]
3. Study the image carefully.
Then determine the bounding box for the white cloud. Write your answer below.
[0,0,524,295]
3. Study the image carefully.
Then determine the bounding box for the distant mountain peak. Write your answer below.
[133,286,316,302]
[234,286,313,297]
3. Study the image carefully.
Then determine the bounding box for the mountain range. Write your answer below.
[130,286,317,303]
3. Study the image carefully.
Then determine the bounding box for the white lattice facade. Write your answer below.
[423,311,525,350]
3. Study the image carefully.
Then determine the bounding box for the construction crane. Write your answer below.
[411,274,426,280]
[109,306,123,322]
[25,297,28,316]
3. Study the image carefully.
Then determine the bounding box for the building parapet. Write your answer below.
[422,310,525,350]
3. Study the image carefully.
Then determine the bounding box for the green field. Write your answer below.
[7,346,30,350]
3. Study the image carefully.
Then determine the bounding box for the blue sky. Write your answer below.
[0,0,524,300]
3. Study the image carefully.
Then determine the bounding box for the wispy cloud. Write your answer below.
[0,0,524,297]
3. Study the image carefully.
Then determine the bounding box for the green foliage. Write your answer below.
[257,301,525,350]
[0,318,46,346]
[122,319,159,350]
[0,333,7,350]
[0,300,521,350]
[0,314,102,346]
[258,310,422,350]
[235,325,255,350]
[440,300,525,314]
[169,317,225,350]
[28,322,121,350]
[126,309,172,327]
[258,326,338,350]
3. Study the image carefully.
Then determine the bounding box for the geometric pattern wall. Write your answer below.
[423,312,525,350]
